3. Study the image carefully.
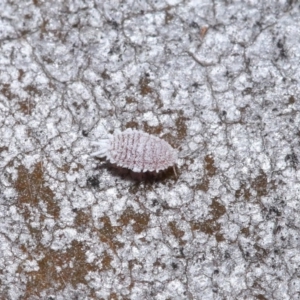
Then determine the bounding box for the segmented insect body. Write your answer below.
[91,128,178,174]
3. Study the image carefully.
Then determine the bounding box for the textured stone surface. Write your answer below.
[1,0,300,299]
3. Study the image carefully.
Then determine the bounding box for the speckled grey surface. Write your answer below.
[1,1,300,299]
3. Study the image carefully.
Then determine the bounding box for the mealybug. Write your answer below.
[91,128,178,176]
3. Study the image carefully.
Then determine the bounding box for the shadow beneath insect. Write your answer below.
[93,158,177,184]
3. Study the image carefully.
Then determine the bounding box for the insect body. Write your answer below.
[91,128,178,175]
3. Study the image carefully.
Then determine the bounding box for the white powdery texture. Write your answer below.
[91,129,178,173]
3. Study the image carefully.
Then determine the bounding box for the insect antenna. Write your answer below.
[173,165,178,178]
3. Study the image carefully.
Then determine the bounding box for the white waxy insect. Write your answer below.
[91,128,178,176]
